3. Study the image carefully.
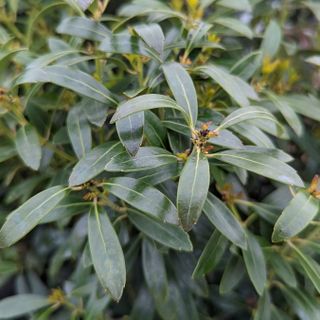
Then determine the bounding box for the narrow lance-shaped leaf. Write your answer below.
[67,106,92,159]
[142,238,168,303]
[88,205,126,301]
[56,16,110,41]
[290,242,320,294]
[15,124,42,171]
[105,146,177,172]
[110,94,190,125]
[0,186,68,248]
[116,112,144,156]
[254,291,271,320]
[261,20,282,59]
[128,209,193,252]
[103,177,179,225]
[192,230,229,278]
[242,232,267,295]
[69,141,124,186]
[213,17,253,39]
[203,193,247,249]
[0,294,51,319]
[15,66,117,105]
[177,148,210,231]
[272,191,319,242]
[213,149,304,187]
[216,106,279,131]
[163,62,198,127]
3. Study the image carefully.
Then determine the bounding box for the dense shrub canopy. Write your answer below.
[0,0,320,319]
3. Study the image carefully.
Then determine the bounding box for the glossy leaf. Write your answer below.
[0,294,50,319]
[128,209,193,252]
[15,124,42,170]
[103,177,178,224]
[69,142,124,186]
[67,106,92,159]
[242,232,267,295]
[163,62,198,127]
[177,149,210,231]
[213,149,304,187]
[0,186,67,248]
[116,112,144,156]
[203,193,247,249]
[105,146,177,172]
[110,94,189,125]
[272,191,319,242]
[88,205,126,301]
[144,111,166,147]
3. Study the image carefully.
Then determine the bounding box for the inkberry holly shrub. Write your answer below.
[0,0,320,319]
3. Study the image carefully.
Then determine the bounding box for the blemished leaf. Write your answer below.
[213,17,253,39]
[195,65,256,107]
[261,20,282,58]
[134,24,165,56]
[203,193,247,249]
[105,146,177,172]
[15,124,42,170]
[213,149,304,187]
[254,291,271,320]
[110,94,190,125]
[177,149,210,231]
[103,177,179,225]
[0,186,68,248]
[142,238,168,302]
[56,16,110,41]
[67,106,92,159]
[192,230,229,278]
[88,205,126,301]
[116,112,144,156]
[216,106,279,131]
[69,142,124,186]
[219,254,246,294]
[242,232,267,295]
[0,294,51,319]
[272,191,319,242]
[128,209,193,252]
[15,65,116,104]
[290,243,320,293]
[163,62,198,127]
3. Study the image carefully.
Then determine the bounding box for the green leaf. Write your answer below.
[261,20,282,59]
[88,205,126,301]
[116,112,144,156]
[219,254,246,294]
[0,142,17,163]
[242,232,267,295]
[213,17,253,39]
[272,191,319,242]
[208,129,243,149]
[142,238,168,302]
[177,149,210,231]
[105,146,177,172]
[217,0,252,11]
[192,230,228,278]
[0,186,67,248]
[186,22,212,53]
[110,94,189,125]
[144,111,166,148]
[81,98,109,127]
[216,106,279,131]
[290,243,320,294]
[163,62,198,127]
[203,193,247,249]
[134,24,165,56]
[128,209,193,252]
[0,294,50,319]
[196,65,257,107]
[254,291,271,320]
[304,1,320,21]
[56,16,110,41]
[15,65,116,104]
[213,149,304,187]
[67,106,92,159]
[103,177,179,225]
[15,124,41,171]
[69,142,124,186]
